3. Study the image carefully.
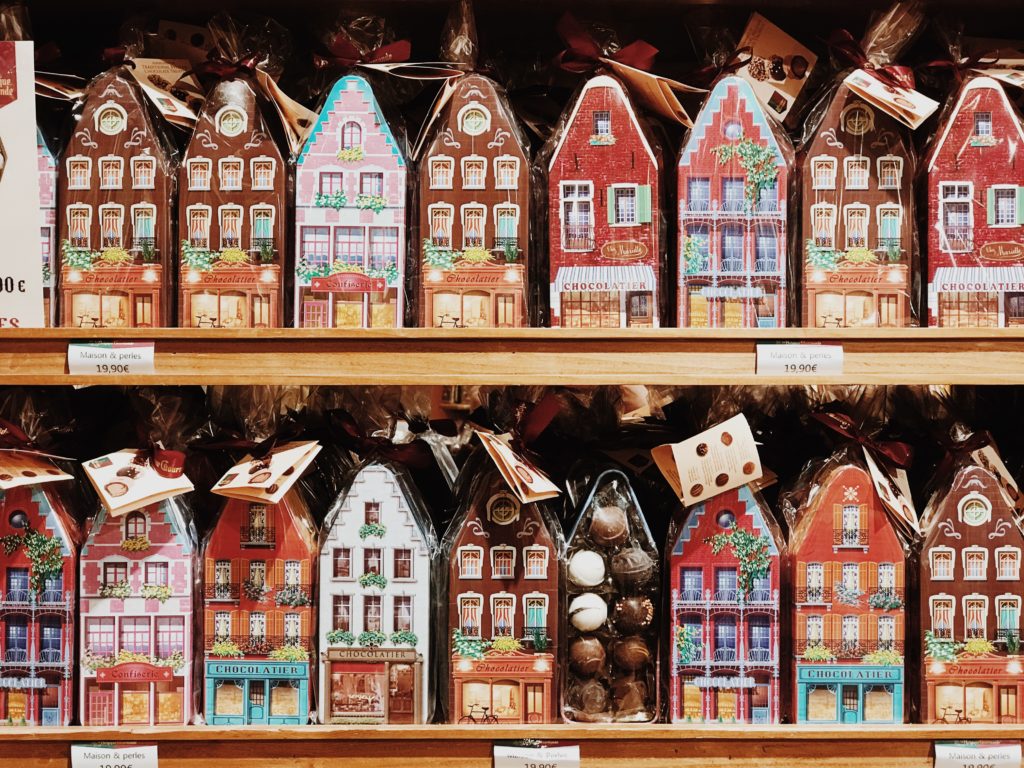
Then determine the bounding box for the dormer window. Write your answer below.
[124,511,146,540]
[593,110,611,135]
[341,121,362,149]
[217,108,246,138]
[458,103,490,136]
[974,111,993,137]
[841,104,873,136]
[723,120,743,140]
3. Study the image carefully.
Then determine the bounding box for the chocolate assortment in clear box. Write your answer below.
[563,468,660,723]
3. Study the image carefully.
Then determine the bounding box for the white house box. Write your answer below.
[317,461,435,723]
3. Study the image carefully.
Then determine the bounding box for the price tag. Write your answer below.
[935,741,1021,768]
[756,343,843,376]
[493,744,580,768]
[67,342,155,376]
[71,744,158,768]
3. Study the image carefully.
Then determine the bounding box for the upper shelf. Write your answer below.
[3,327,1024,385]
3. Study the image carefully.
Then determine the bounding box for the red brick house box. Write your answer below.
[926,76,1024,327]
[546,74,662,328]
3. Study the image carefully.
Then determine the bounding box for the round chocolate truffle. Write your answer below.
[613,596,655,634]
[569,593,608,632]
[612,636,652,671]
[588,505,629,547]
[569,679,609,715]
[569,636,607,676]
[611,675,649,716]
[567,549,606,588]
[610,547,655,589]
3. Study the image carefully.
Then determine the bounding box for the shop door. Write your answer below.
[247,682,267,724]
[841,685,860,724]
[625,292,652,328]
[88,690,114,726]
[6,691,26,723]
[524,684,544,724]
[388,664,414,724]
[1000,687,1018,723]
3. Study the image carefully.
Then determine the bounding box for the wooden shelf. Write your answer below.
[1,723,1018,767]
[3,327,1024,385]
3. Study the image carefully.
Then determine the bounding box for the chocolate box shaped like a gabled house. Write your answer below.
[667,484,783,724]
[317,462,434,723]
[179,79,286,328]
[789,459,907,724]
[547,74,662,329]
[677,75,788,329]
[0,486,77,726]
[919,460,1024,724]
[295,74,407,329]
[201,493,316,725]
[38,129,57,327]
[418,73,530,328]
[926,76,1024,327]
[444,466,561,723]
[801,82,915,328]
[79,501,195,726]
[58,68,174,328]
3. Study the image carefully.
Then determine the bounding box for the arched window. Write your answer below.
[341,122,362,150]
[125,511,146,539]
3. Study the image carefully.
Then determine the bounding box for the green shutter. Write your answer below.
[607,187,615,225]
[988,187,996,226]
[1017,187,1024,225]
[637,185,652,224]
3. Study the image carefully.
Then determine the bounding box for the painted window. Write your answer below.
[319,171,343,195]
[592,110,611,136]
[458,546,483,579]
[998,597,1021,639]
[156,617,184,657]
[458,594,483,637]
[462,205,486,249]
[364,501,381,525]
[997,548,1020,580]
[724,120,743,140]
[215,560,231,586]
[491,546,515,579]
[364,596,382,632]
[687,178,711,211]
[67,157,91,189]
[755,226,777,270]
[841,503,861,544]
[219,207,242,249]
[974,111,993,136]
[341,121,362,149]
[495,206,518,247]
[994,187,1018,226]
[251,207,274,249]
[878,563,896,593]
[99,205,124,248]
[284,613,300,643]
[877,205,901,249]
[188,207,210,248]
[841,615,859,651]
[333,595,351,631]
[219,159,243,191]
[715,616,737,658]
[214,611,230,641]
[524,547,548,579]
[104,561,127,584]
[248,612,266,642]
[394,596,413,632]
[806,563,824,601]
[284,560,300,587]
[429,205,453,248]
[125,511,146,539]
[97,104,126,135]
[430,157,453,189]
[364,549,382,575]
[458,104,489,136]
[495,156,519,189]
[842,104,873,136]
[878,616,896,650]
[333,548,351,579]
[963,548,988,580]
[720,224,743,271]
[811,157,836,190]
[251,159,275,191]
[491,593,515,637]
[842,562,859,592]
[877,157,902,189]
[811,204,836,248]
[965,595,987,639]
[940,183,973,253]
[561,182,594,250]
[685,225,710,270]
[715,568,737,600]
[188,159,211,190]
[368,227,398,270]
[120,617,151,654]
[87,617,115,654]
[394,549,412,580]
[360,172,384,197]
[462,157,486,190]
[806,615,824,645]
[748,615,770,659]
[217,108,245,137]
[300,226,330,268]
[524,594,548,633]
[249,561,266,588]
[612,186,638,225]
[132,205,155,245]
[960,493,992,526]
[131,156,155,189]
[844,157,869,190]
[722,178,745,212]
[145,562,168,586]
[931,548,954,580]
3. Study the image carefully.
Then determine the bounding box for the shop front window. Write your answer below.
[562,291,619,329]
[940,292,998,328]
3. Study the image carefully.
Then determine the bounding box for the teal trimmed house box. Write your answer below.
[204,660,310,725]
[795,664,904,724]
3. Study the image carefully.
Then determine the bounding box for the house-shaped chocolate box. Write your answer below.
[38,129,57,327]
[58,67,174,328]
[563,469,659,723]
[295,74,406,329]
[418,73,530,328]
[201,492,316,725]
[667,484,783,724]
[179,78,286,328]
[546,74,662,329]
[678,75,789,329]
[443,464,561,723]
[919,454,1024,724]
[801,82,914,328]
[926,76,1024,327]
[79,500,196,726]
[317,461,434,723]
[0,486,77,725]
[788,451,907,724]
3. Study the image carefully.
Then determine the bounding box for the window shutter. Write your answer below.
[894,563,904,591]
[1017,187,1024,224]
[895,613,905,643]
[607,187,616,225]
[859,562,868,592]
[858,505,868,538]
[637,185,653,223]
[300,559,310,588]
[230,610,240,636]
[300,611,309,638]
[865,615,878,643]
[796,562,807,590]
[273,559,284,589]
[796,615,807,646]
[988,187,997,226]
[204,558,214,585]
[204,611,214,639]
[270,611,283,639]
[867,563,878,592]
[239,610,250,636]
[833,504,844,534]
[826,613,841,643]
[232,558,243,584]
[859,614,870,642]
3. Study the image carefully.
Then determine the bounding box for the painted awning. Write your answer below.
[932,266,1024,293]
[554,265,656,294]
[700,286,765,299]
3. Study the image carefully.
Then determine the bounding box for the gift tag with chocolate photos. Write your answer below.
[0,450,73,490]
[475,430,560,504]
[862,447,919,538]
[83,448,193,517]
[211,440,321,505]
[843,69,939,130]
[735,13,817,122]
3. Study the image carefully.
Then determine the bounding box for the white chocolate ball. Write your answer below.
[567,550,606,587]
[570,592,609,632]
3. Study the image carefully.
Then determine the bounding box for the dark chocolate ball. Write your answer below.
[610,547,655,589]
[569,636,607,676]
[588,504,629,547]
[613,596,655,634]
[612,636,652,671]
[611,675,649,714]
[569,679,610,715]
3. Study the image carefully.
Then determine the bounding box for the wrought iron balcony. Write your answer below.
[687,199,711,212]
[463,236,484,249]
[721,258,743,272]
[755,200,779,213]
[814,639,905,658]
[998,628,1021,642]
[755,259,778,272]
[4,648,27,663]
[431,236,451,248]
[240,524,275,547]
[562,225,595,251]
[205,582,240,601]
[38,648,62,664]
[133,237,156,253]
[679,588,705,603]
[205,634,310,652]
[748,647,772,663]
[834,528,868,546]
[713,647,737,662]
[713,589,738,603]
[494,237,519,251]
[3,590,29,604]
[747,589,773,603]
[721,199,745,213]
[39,590,65,605]
[931,626,952,639]
[795,587,830,604]
[253,238,275,256]
[878,238,901,250]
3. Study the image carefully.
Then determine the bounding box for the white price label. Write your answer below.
[756,343,843,376]
[71,744,158,768]
[68,342,155,376]
[494,744,580,768]
[935,741,1021,768]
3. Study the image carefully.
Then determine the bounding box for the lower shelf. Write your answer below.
[3,724,1017,767]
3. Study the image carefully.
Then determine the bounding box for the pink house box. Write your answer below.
[79,501,195,726]
[37,130,57,327]
[294,74,407,328]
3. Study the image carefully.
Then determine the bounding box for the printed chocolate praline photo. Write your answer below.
[569,679,610,715]
[610,547,655,589]
[569,592,609,632]
[569,636,607,676]
[588,504,629,547]
[612,596,654,634]
[611,675,648,714]
[612,636,651,671]
[567,549,607,587]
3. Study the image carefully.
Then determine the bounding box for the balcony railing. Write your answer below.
[931,627,952,639]
[240,524,275,547]
[205,634,310,652]
[834,529,868,547]
[878,238,901,250]
[713,589,738,603]
[721,199,745,213]
[755,259,778,272]
[943,226,973,252]
[713,647,737,662]
[4,590,29,604]
[252,238,275,256]
[431,236,451,249]
[205,582,240,601]
[133,237,156,253]
[796,587,831,604]
[687,199,711,212]
[493,237,518,251]
[998,628,1021,642]
[38,648,62,664]
[811,639,905,658]
[563,225,595,251]
[748,589,772,603]
[463,236,483,249]
[721,258,743,272]
[755,200,779,213]
[40,590,65,605]
[967,627,986,639]
[748,647,772,663]
[679,589,704,602]
[4,649,27,663]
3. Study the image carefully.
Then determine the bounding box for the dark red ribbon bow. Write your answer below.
[509,392,562,457]
[329,410,434,470]
[0,418,33,450]
[812,410,914,469]
[191,51,260,82]
[132,444,187,480]
[918,52,998,86]
[554,12,657,74]
[826,29,916,91]
[691,46,754,87]
[191,418,304,460]
[315,34,412,70]
[101,46,134,68]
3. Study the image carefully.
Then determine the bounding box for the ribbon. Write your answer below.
[0,418,33,450]
[328,410,434,470]
[811,409,914,469]
[918,52,999,86]
[691,46,754,87]
[825,29,915,90]
[554,11,657,74]
[101,46,135,69]
[314,35,412,70]
[512,392,562,455]
[131,444,187,479]
[188,50,259,82]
